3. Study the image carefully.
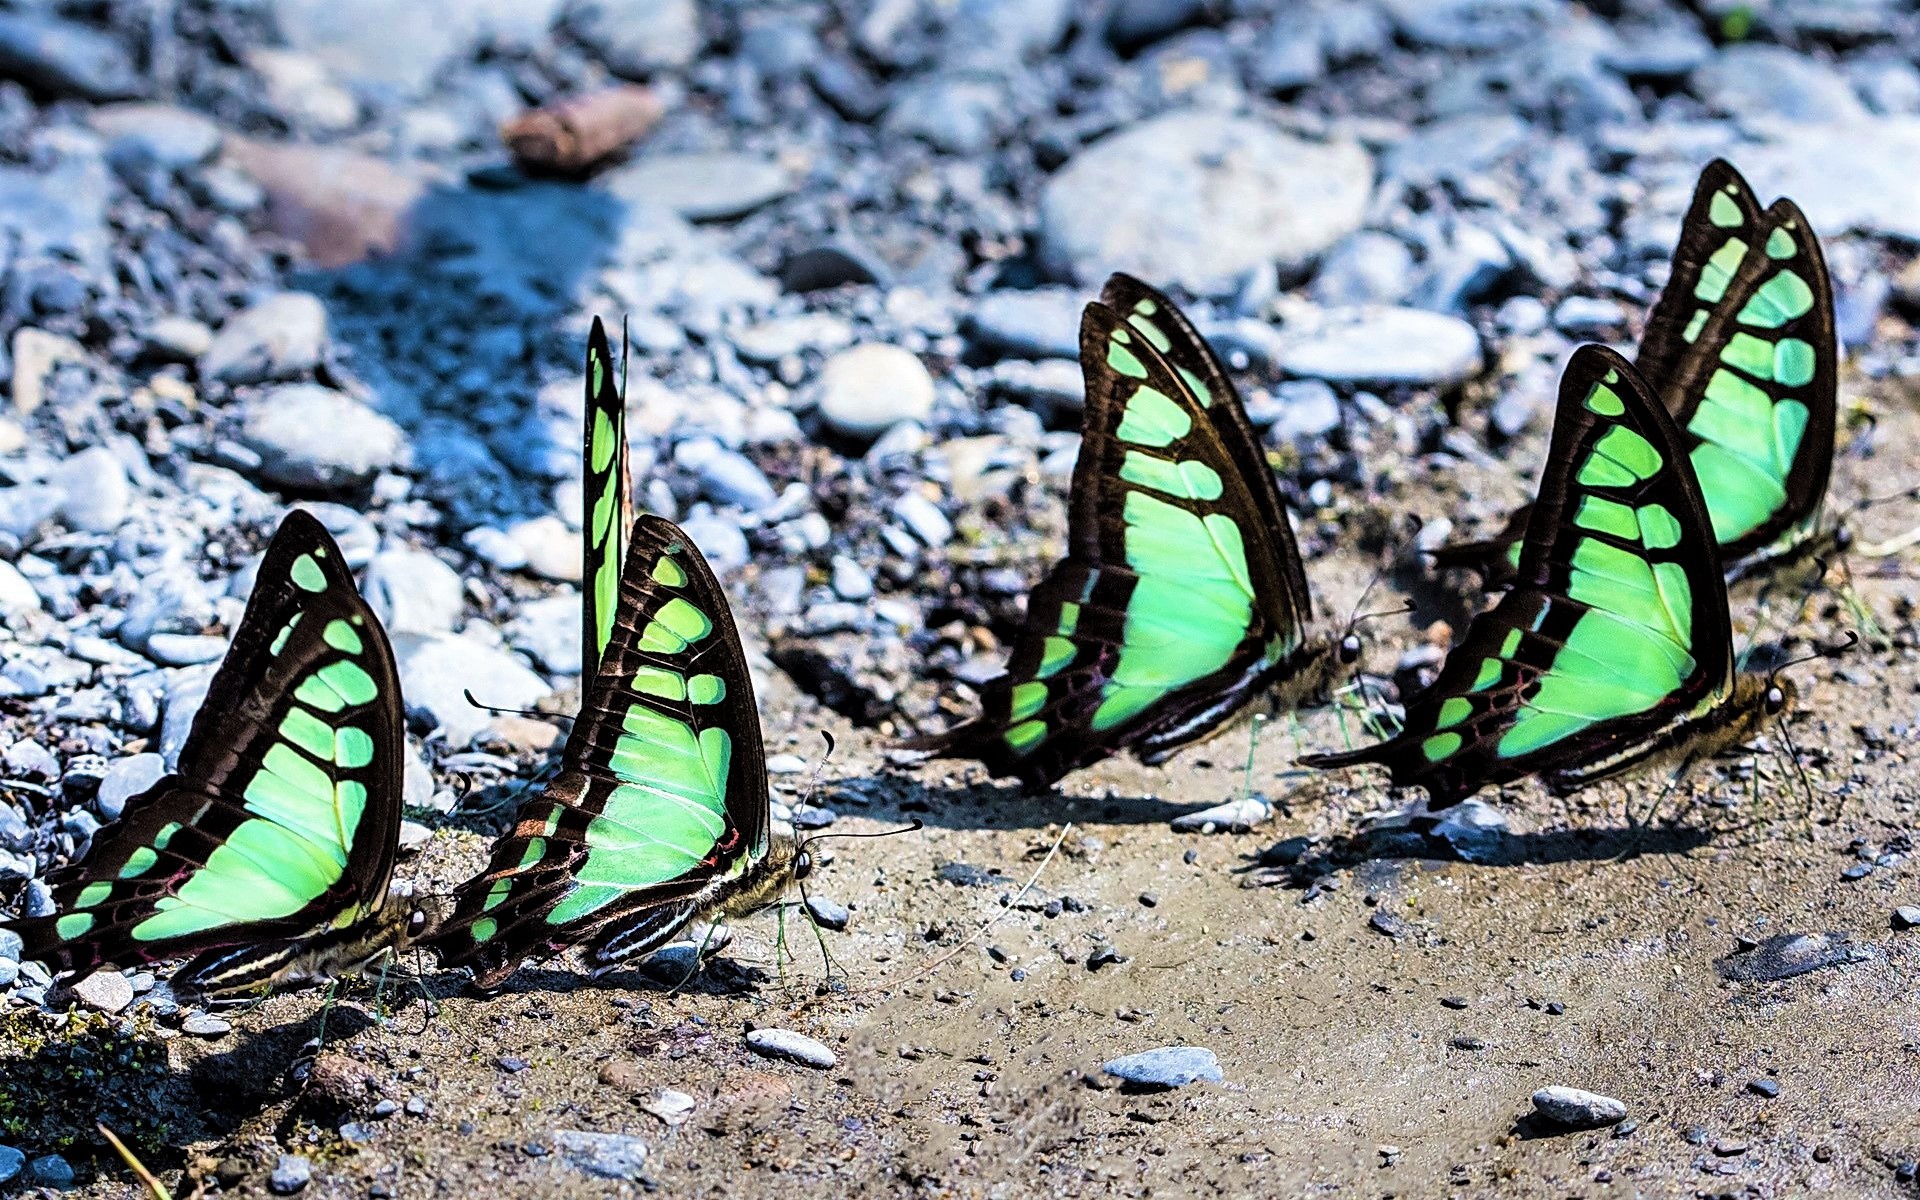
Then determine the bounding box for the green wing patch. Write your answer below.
[6,511,408,982]
[433,515,772,987]
[1304,346,1736,807]
[583,316,633,681]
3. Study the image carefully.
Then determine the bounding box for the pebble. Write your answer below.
[1169,795,1273,834]
[606,152,794,222]
[95,752,165,821]
[1277,306,1483,386]
[1552,296,1628,334]
[1531,1086,1628,1130]
[70,969,134,1014]
[23,1155,73,1190]
[1743,119,1920,242]
[506,592,582,676]
[565,0,700,77]
[640,1089,695,1126]
[1310,231,1416,307]
[201,292,328,384]
[553,1130,650,1182]
[243,385,409,490]
[364,545,466,636]
[1693,43,1868,126]
[10,326,86,415]
[805,896,851,931]
[0,1146,20,1186]
[0,562,38,618]
[394,632,551,746]
[884,75,1006,155]
[1040,113,1373,295]
[677,440,779,513]
[269,1154,312,1194]
[967,289,1084,361]
[678,512,750,573]
[1268,379,1343,445]
[508,516,582,582]
[1717,933,1868,983]
[93,102,223,170]
[816,344,936,437]
[894,492,953,548]
[746,1027,838,1069]
[0,13,143,101]
[1101,1046,1223,1090]
[182,1012,234,1037]
[1748,1078,1780,1098]
[1892,906,1920,930]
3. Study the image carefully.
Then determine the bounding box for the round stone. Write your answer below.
[815,344,935,438]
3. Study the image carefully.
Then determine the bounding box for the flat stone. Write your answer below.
[363,545,465,636]
[0,14,143,101]
[506,592,582,675]
[805,896,851,930]
[1277,306,1482,386]
[181,1012,233,1037]
[563,0,700,77]
[393,632,551,746]
[274,0,559,94]
[1102,1046,1224,1090]
[967,288,1084,360]
[268,1153,312,1194]
[746,1027,837,1069]
[605,152,794,222]
[1716,932,1869,982]
[69,970,134,1014]
[0,1146,21,1186]
[49,445,130,534]
[1741,118,1920,242]
[1694,43,1868,126]
[1040,112,1372,295]
[553,1130,649,1181]
[1532,1086,1628,1130]
[1170,795,1274,834]
[225,137,428,269]
[242,384,409,490]
[0,560,39,618]
[10,327,86,415]
[1893,905,1920,930]
[200,292,328,384]
[92,102,222,169]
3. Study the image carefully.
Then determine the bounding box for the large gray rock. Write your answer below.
[1740,118,1920,242]
[554,1130,650,1182]
[816,345,936,437]
[200,293,328,384]
[0,14,142,101]
[272,0,561,94]
[393,632,550,746]
[242,384,409,490]
[0,141,111,272]
[563,0,701,78]
[1693,44,1868,126]
[1277,306,1482,386]
[363,545,465,635]
[967,288,1084,360]
[1039,113,1372,296]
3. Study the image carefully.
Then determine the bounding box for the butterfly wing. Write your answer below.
[1305,346,1734,807]
[906,289,1311,787]
[9,511,405,973]
[582,316,632,682]
[433,515,770,986]
[1433,159,1836,581]
[1635,160,1837,561]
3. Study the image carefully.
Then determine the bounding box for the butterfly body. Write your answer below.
[1306,346,1789,809]
[1434,160,1837,587]
[6,511,428,999]
[173,889,443,998]
[905,274,1357,788]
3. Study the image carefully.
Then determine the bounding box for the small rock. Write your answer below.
[816,344,935,437]
[393,632,551,746]
[0,1146,21,1185]
[94,102,222,170]
[1749,1078,1780,1098]
[1170,795,1273,834]
[606,152,793,222]
[0,14,142,101]
[23,1154,74,1190]
[805,896,850,931]
[894,492,951,547]
[1101,1046,1223,1090]
[967,288,1084,361]
[639,1089,695,1126]
[363,546,465,636]
[182,1012,233,1037]
[1531,1086,1628,1130]
[269,1154,312,1194]
[564,0,700,77]
[1310,231,1416,307]
[69,970,134,1014]
[506,592,582,675]
[1552,296,1628,333]
[95,752,165,821]
[1717,932,1868,982]
[201,293,328,384]
[242,384,408,490]
[1368,911,1413,939]
[553,1130,649,1182]
[144,316,214,360]
[1267,379,1342,445]
[829,556,873,601]
[1278,306,1482,386]
[746,1027,837,1069]
[1106,0,1205,52]
[677,512,750,573]
[1893,906,1920,930]
[0,561,38,618]
[1694,44,1867,126]
[10,327,86,415]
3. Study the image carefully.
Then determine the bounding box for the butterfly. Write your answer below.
[582,315,632,682]
[430,513,804,987]
[903,273,1360,788]
[1431,159,1836,587]
[5,510,436,998]
[1303,345,1793,808]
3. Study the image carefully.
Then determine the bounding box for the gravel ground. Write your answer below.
[3,0,1920,1195]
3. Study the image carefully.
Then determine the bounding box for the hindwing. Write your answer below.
[906,276,1319,787]
[1305,346,1734,806]
[582,316,633,681]
[9,511,406,974]
[1433,159,1836,582]
[433,515,770,986]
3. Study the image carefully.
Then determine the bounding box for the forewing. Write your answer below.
[582,316,633,681]
[906,301,1299,786]
[434,515,768,985]
[10,511,405,972]
[1304,346,1732,806]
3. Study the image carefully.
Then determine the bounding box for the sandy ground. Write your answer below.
[17,372,1920,1200]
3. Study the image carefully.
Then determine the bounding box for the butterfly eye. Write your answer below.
[1765,684,1787,714]
[1338,634,1362,664]
[1832,526,1854,553]
[407,910,427,936]
[793,852,813,882]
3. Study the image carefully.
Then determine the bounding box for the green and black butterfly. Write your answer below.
[5,511,436,998]
[904,274,1361,788]
[582,315,632,682]
[431,514,803,987]
[1433,159,1836,586]
[1303,345,1793,807]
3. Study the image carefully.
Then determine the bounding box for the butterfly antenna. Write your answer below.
[461,689,558,723]
[1341,568,1389,631]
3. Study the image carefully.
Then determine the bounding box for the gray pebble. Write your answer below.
[606,152,792,222]
[564,0,700,77]
[1893,906,1920,930]
[201,292,328,384]
[0,14,142,101]
[1311,231,1416,307]
[506,592,582,676]
[1552,296,1628,333]
[69,970,134,1014]
[364,545,465,636]
[746,1027,837,1069]
[894,492,952,548]
[243,385,408,491]
[1277,306,1483,386]
[1532,1086,1628,1130]
[1169,795,1273,834]
[553,1129,650,1181]
[182,1012,233,1037]
[678,511,750,573]
[393,632,550,747]
[805,896,850,930]
[96,752,165,821]
[0,1145,21,1185]
[967,288,1084,361]
[269,1154,312,1194]
[1102,1046,1223,1090]
[24,1154,73,1190]
[816,344,935,437]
